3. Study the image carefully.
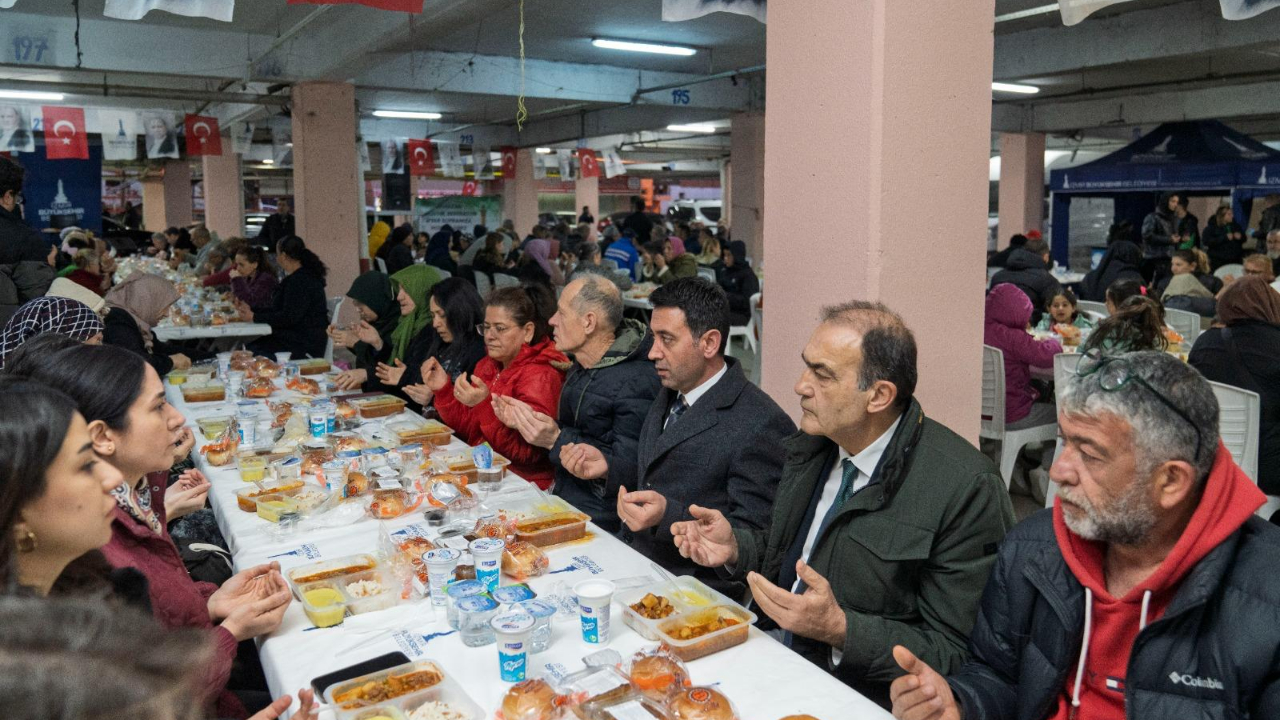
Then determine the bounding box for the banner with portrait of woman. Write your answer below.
[0,105,37,153]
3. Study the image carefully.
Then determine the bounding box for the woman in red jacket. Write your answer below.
[5,343,292,720]
[427,284,568,489]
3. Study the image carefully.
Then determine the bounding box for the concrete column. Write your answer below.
[141,177,164,232]
[730,113,765,264]
[202,144,243,239]
[761,0,995,441]
[574,174,599,227]
[719,159,732,228]
[996,132,1046,248]
[503,148,539,237]
[291,81,362,297]
[141,160,193,230]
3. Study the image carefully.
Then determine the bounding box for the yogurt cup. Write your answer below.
[491,584,536,606]
[274,352,292,364]
[491,612,535,682]
[423,548,462,607]
[469,537,505,593]
[445,579,488,629]
[574,579,615,644]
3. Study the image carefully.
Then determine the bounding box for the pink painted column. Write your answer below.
[141,177,165,231]
[291,82,362,298]
[996,132,1046,248]
[142,160,192,230]
[761,0,995,441]
[730,113,765,265]
[202,144,243,239]
[574,174,599,227]
[504,148,539,237]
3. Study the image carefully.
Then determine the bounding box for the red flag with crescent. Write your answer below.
[461,180,478,197]
[42,106,89,160]
[577,148,601,179]
[184,114,223,156]
[500,146,517,177]
[407,139,435,177]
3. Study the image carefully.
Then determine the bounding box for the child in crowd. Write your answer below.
[1034,288,1095,332]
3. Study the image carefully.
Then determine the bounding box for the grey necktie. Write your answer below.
[664,396,689,431]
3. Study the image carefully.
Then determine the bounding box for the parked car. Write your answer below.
[100,216,151,256]
[667,199,722,227]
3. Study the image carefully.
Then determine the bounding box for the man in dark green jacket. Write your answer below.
[673,301,1014,707]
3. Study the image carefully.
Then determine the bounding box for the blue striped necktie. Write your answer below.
[664,396,689,430]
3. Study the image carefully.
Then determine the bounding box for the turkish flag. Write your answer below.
[461,181,478,197]
[407,139,434,177]
[184,114,223,156]
[287,0,423,12]
[577,148,601,179]
[42,106,89,160]
[500,146,517,177]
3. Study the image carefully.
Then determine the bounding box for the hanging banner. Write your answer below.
[413,195,501,236]
[663,0,765,23]
[0,104,36,153]
[20,139,103,231]
[1058,0,1127,25]
[381,138,405,174]
[603,149,626,178]
[357,138,372,172]
[556,149,573,180]
[460,180,478,197]
[141,111,180,159]
[577,148,601,179]
[407,138,434,177]
[104,0,235,21]
[42,106,89,160]
[500,146,518,178]
[1219,0,1280,19]
[230,121,255,155]
[472,145,496,180]
[438,143,464,178]
[96,109,138,161]
[184,114,222,156]
[287,0,423,12]
[271,126,293,167]
[532,152,548,180]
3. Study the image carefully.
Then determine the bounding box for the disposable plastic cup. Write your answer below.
[475,467,503,496]
[424,548,461,607]
[491,612,535,682]
[516,599,556,654]
[574,579,615,644]
[469,538,505,593]
[274,352,292,364]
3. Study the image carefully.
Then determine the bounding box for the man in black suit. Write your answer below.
[256,199,295,249]
[561,277,794,593]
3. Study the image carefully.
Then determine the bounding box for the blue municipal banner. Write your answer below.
[17,139,103,233]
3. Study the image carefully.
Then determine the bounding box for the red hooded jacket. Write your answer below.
[434,337,568,489]
[1049,442,1265,720]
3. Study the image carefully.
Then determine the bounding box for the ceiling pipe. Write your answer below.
[0,76,289,106]
[631,64,766,101]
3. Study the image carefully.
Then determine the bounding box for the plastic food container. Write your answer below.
[348,707,406,720]
[385,418,454,448]
[299,582,347,628]
[182,382,226,403]
[294,358,332,375]
[350,395,408,419]
[255,495,299,522]
[514,512,591,547]
[287,554,379,590]
[236,455,268,483]
[618,576,737,642]
[196,415,234,440]
[234,479,306,512]
[557,666,633,710]
[341,568,398,615]
[589,694,674,720]
[165,369,189,385]
[324,660,447,715]
[654,605,757,661]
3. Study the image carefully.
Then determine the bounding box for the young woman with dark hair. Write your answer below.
[425,283,568,489]
[4,344,291,719]
[229,245,278,308]
[237,236,328,359]
[374,277,487,412]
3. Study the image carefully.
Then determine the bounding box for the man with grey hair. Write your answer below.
[891,351,1280,720]
[674,300,1013,707]
[492,275,660,532]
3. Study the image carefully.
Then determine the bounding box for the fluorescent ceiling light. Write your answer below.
[261,158,274,164]
[535,147,552,154]
[667,124,718,134]
[592,38,696,56]
[991,82,1040,95]
[0,89,65,101]
[372,110,443,120]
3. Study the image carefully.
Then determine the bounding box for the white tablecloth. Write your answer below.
[155,322,273,343]
[168,380,892,720]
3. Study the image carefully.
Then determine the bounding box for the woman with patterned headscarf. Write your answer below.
[0,296,103,369]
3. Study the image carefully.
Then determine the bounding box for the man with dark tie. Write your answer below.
[671,301,1014,707]
[559,277,793,595]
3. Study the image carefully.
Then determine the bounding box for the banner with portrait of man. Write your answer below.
[141,111,180,159]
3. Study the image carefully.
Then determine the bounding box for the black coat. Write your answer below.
[376,326,486,413]
[1203,218,1248,269]
[625,358,795,595]
[717,263,759,326]
[250,268,327,359]
[385,243,414,275]
[1079,241,1144,302]
[1189,322,1280,494]
[255,213,295,247]
[550,320,662,534]
[991,249,1062,320]
[0,204,50,266]
[102,308,210,377]
[621,212,654,245]
[947,510,1280,720]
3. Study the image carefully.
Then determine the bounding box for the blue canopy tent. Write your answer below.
[1048,121,1280,267]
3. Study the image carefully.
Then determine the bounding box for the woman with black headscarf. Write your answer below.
[425,224,458,275]
[1079,240,1145,302]
[377,224,415,275]
[330,271,401,391]
[1189,276,1280,496]
[717,240,759,326]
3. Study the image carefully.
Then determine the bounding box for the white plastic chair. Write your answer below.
[375,257,388,275]
[433,268,452,280]
[493,273,519,288]
[474,272,492,299]
[697,266,717,282]
[1164,308,1200,346]
[1214,263,1244,280]
[1209,381,1260,485]
[1077,300,1109,318]
[726,293,760,360]
[1082,310,1108,324]
[324,296,344,363]
[749,293,763,384]
[979,345,1060,490]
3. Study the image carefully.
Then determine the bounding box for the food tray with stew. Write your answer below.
[323,660,482,720]
[182,382,227,403]
[618,576,739,642]
[349,395,409,419]
[385,418,454,447]
[654,605,756,661]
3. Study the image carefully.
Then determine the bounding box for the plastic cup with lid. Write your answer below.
[457,595,500,647]
[574,579,616,644]
[469,537,505,593]
[445,579,488,630]
[423,548,462,607]
[274,352,292,364]
[516,599,557,654]
[491,612,535,682]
